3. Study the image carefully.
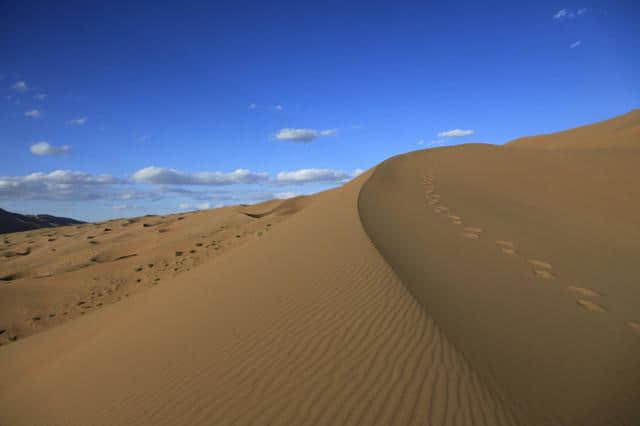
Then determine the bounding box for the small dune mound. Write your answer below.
[240,195,312,219]
[0,272,24,282]
[3,247,31,258]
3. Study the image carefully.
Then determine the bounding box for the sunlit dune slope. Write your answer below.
[0,172,520,425]
[507,108,640,150]
[0,203,298,343]
[358,110,640,425]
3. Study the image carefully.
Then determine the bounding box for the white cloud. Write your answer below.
[352,168,365,177]
[275,192,297,199]
[132,167,269,185]
[11,81,28,92]
[112,204,141,211]
[274,128,338,142]
[275,168,352,184]
[569,40,582,49]
[437,129,475,138]
[248,103,257,109]
[115,189,157,201]
[0,170,122,201]
[172,188,279,204]
[274,104,283,111]
[176,202,215,211]
[34,93,47,100]
[30,142,71,156]
[25,109,42,118]
[275,128,318,142]
[69,116,87,126]
[417,139,445,146]
[553,9,568,19]
[319,128,338,136]
[22,170,118,184]
[554,8,587,20]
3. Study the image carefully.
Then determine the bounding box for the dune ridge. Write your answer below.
[358,112,640,425]
[0,172,520,425]
[507,108,640,150]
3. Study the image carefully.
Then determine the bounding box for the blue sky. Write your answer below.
[1,0,638,221]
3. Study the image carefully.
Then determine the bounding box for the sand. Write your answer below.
[0,172,519,425]
[0,202,299,343]
[507,109,640,150]
[359,110,640,425]
[1,109,638,425]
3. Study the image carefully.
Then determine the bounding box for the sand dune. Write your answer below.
[0,172,518,425]
[0,203,297,343]
[1,110,639,425]
[507,108,640,150]
[359,112,640,425]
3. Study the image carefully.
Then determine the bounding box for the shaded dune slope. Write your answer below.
[0,172,519,425]
[358,118,640,425]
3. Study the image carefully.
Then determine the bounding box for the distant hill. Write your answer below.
[0,208,85,235]
[507,109,640,150]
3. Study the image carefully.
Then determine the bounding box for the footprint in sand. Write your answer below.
[528,259,552,269]
[533,269,555,279]
[627,321,640,333]
[434,206,449,214]
[528,259,555,279]
[464,227,483,233]
[568,286,601,298]
[576,299,606,313]
[447,215,462,225]
[461,227,483,240]
[495,240,517,255]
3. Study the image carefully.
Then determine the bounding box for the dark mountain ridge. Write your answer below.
[0,208,85,235]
